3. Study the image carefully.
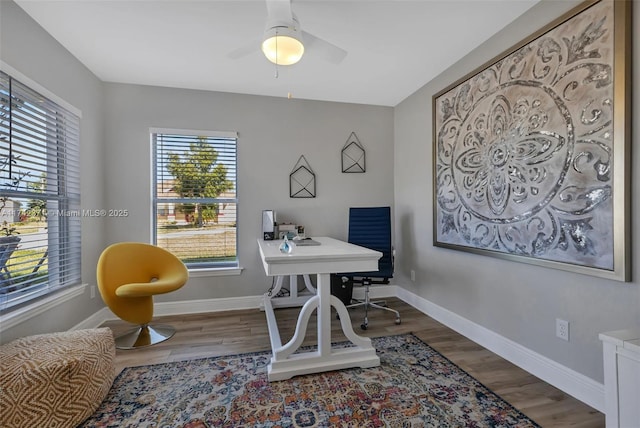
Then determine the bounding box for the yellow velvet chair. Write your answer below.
[97,242,189,349]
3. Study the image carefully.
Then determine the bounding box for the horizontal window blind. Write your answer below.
[0,70,81,311]
[153,131,237,268]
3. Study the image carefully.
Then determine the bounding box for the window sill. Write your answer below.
[188,266,243,278]
[0,283,87,333]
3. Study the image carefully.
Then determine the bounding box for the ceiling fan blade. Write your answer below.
[265,0,292,22]
[227,40,261,60]
[302,31,347,64]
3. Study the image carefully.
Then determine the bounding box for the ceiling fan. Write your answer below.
[228,0,347,66]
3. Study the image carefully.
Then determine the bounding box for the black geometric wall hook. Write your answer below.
[341,131,365,173]
[289,155,316,198]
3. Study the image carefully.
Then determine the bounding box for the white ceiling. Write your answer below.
[15,0,539,107]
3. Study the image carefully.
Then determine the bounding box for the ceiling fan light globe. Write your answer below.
[262,34,304,65]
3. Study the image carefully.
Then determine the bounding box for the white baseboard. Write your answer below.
[352,285,396,300]
[394,286,605,413]
[71,283,603,412]
[73,287,396,329]
[72,307,112,331]
[154,295,263,316]
[72,295,265,329]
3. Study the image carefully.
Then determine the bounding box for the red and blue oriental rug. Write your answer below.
[82,334,539,427]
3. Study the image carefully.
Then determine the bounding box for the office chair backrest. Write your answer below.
[348,206,393,278]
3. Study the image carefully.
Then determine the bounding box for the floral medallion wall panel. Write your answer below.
[433,0,630,281]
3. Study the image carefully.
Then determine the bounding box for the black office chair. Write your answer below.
[344,206,400,330]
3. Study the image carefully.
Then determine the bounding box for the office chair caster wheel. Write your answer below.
[361,323,368,330]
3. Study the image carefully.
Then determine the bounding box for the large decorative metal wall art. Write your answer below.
[342,132,366,173]
[433,0,630,281]
[289,155,316,198]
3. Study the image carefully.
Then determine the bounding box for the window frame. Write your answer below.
[0,63,82,312]
[151,128,239,271]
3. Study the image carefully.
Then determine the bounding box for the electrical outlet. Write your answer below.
[556,318,569,341]
[90,285,96,299]
[410,270,416,282]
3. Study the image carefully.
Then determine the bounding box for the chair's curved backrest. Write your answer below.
[348,206,393,279]
[97,242,188,325]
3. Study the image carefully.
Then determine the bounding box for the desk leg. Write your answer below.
[265,272,380,381]
[286,274,316,298]
[332,295,374,348]
[317,272,331,357]
[302,274,316,294]
[270,275,285,297]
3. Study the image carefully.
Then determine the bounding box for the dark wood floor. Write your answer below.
[101,298,604,427]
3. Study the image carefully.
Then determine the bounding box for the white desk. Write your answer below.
[600,329,640,427]
[257,236,381,381]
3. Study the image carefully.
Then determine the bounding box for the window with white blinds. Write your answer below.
[0,70,81,311]
[152,130,238,268]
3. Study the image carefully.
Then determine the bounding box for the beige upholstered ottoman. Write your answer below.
[0,328,116,428]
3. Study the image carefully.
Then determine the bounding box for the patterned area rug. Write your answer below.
[82,334,539,427]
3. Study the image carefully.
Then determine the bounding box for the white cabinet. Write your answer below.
[599,329,640,428]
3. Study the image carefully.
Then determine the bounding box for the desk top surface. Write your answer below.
[599,328,640,354]
[257,236,381,275]
[258,236,380,261]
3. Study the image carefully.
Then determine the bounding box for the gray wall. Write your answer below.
[103,83,394,302]
[0,1,106,342]
[393,0,639,383]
